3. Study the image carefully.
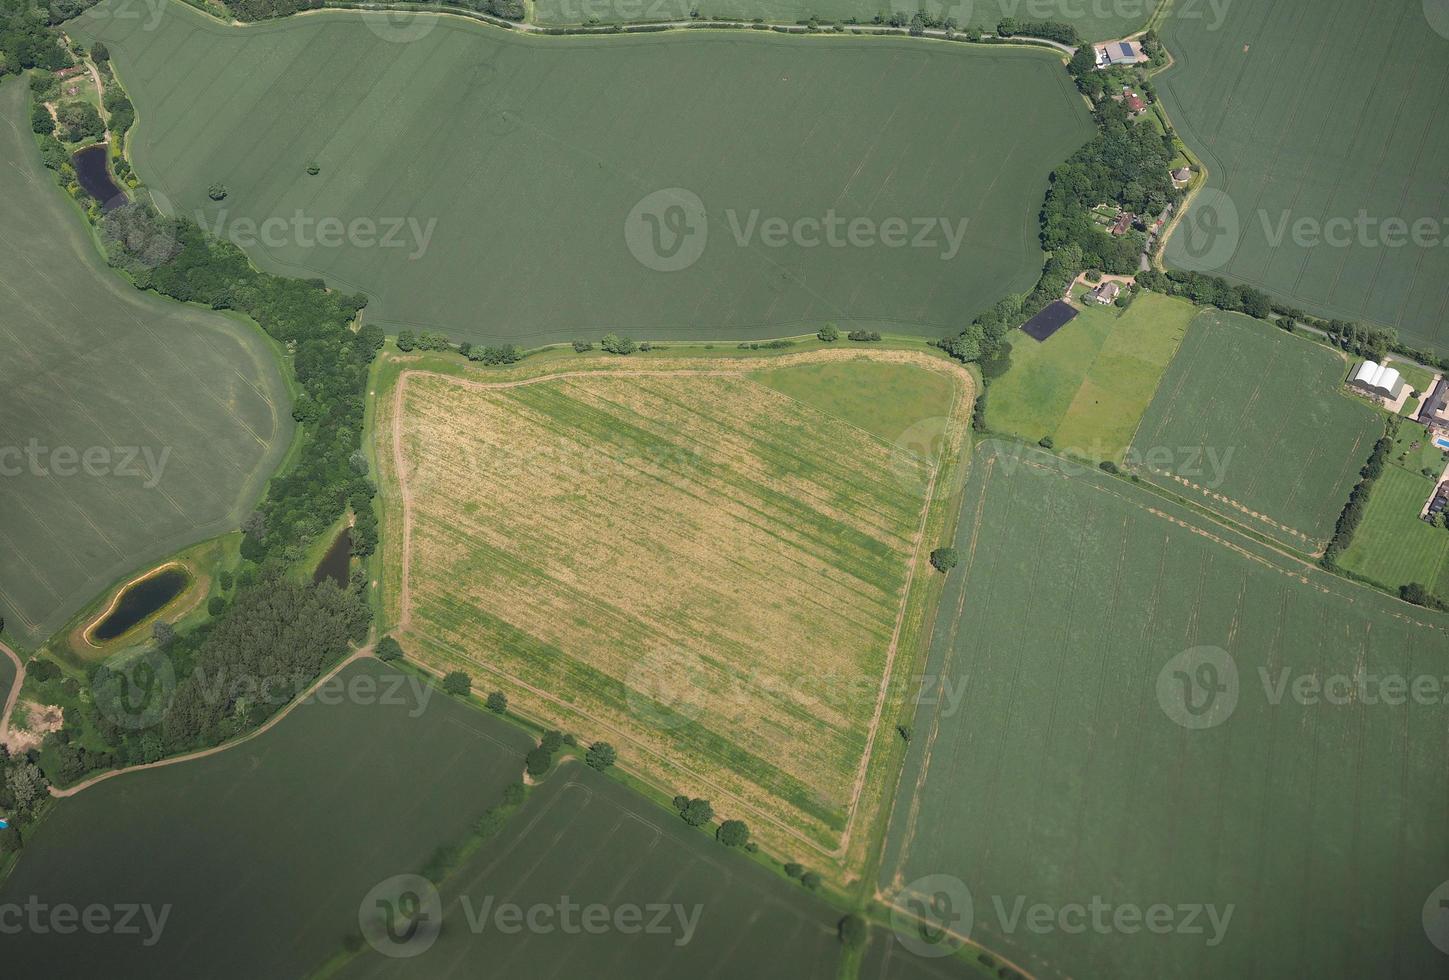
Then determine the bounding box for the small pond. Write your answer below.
[71,143,126,210]
[91,566,190,642]
[313,526,352,588]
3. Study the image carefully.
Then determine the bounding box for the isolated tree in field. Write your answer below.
[525,746,553,777]
[442,670,471,696]
[838,914,867,949]
[585,741,616,770]
[207,182,227,201]
[929,547,958,573]
[600,333,637,355]
[817,323,839,342]
[675,796,714,827]
[716,819,749,847]
[375,637,403,662]
[486,691,508,713]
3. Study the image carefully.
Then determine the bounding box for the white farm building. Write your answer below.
[1350,360,1405,399]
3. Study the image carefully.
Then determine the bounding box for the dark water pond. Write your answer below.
[313,527,352,588]
[71,143,125,210]
[92,567,189,642]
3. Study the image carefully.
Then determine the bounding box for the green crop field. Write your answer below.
[0,659,536,978]
[1341,463,1449,595]
[71,3,1093,347]
[375,350,971,856]
[333,764,842,979]
[1129,310,1384,550]
[0,78,293,650]
[879,441,1449,980]
[530,0,1146,41]
[1158,0,1449,352]
[987,290,1195,460]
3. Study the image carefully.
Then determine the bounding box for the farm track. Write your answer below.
[0,641,23,745]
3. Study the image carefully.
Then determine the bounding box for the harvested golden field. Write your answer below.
[378,351,970,856]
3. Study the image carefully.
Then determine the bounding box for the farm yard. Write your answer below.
[986,290,1196,460]
[1129,311,1384,550]
[373,350,971,855]
[0,659,537,978]
[879,441,1449,980]
[69,3,1094,347]
[1158,0,1449,352]
[334,766,843,980]
[530,0,1148,41]
[0,78,294,650]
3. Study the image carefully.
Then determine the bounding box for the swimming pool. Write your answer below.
[1435,436,1449,451]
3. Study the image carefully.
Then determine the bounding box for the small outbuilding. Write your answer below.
[1350,360,1405,400]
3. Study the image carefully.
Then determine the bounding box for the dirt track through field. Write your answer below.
[0,641,23,746]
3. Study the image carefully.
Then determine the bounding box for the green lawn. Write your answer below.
[71,3,1094,347]
[987,290,1195,460]
[879,441,1449,980]
[0,78,294,650]
[1130,310,1384,550]
[1158,0,1449,353]
[530,0,1147,40]
[1341,464,1449,596]
[750,354,962,445]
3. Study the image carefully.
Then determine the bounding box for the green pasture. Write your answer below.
[0,78,293,651]
[1340,463,1449,596]
[529,0,1147,40]
[879,441,1449,980]
[70,3,1093,347]
[1130,310,1383,550]
[987,290,1194,460]
[1158,0,1449,352]
[333,764,842,979]
[0,659,535,978]
[751,355,962,444]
